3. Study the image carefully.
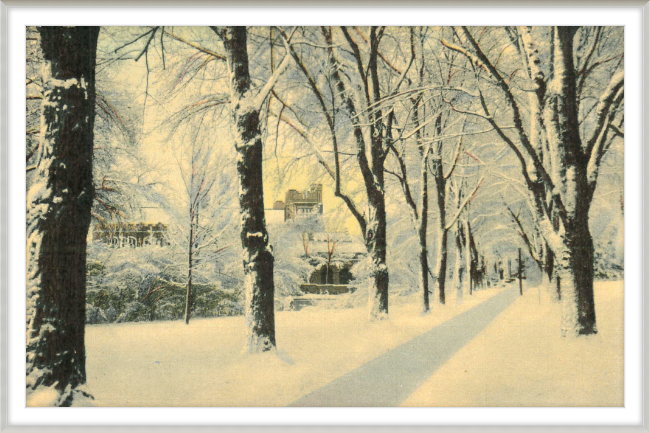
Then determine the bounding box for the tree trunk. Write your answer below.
[222,26,276,352]
[365,28,390,321]
[545,244,554,283]
[412,45,431,313]
[544,27,597,336]
[454,243,465,303]
[435,227,448,305]
[432,144,447,305]
[419,147,430,313]
[418,219,429,312]
[319,27,390,320]
[518,248,523,296]
[464,219,472,296]
[184,215,194,325]
[366,192,389,320]
[26,26,99,406]
[558,214,597,335]
[544,245,561,301]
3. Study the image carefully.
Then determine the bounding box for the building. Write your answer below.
[91,222,169,248]
[270,184,323,222]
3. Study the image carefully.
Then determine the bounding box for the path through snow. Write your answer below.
[289,286,519,406]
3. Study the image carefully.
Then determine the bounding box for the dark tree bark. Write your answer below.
[410,28,431,313]
[545,27,597,335]
[184,212,195,325]
[544,244,561,301]
[414,43,431,313]
[465,220,478,295]
[221,26,276,352]
[464,219,472,296]
[545,245,554,283]
[26,26,100,406]
[518,248,523,296]
[320,26,390,320]
[435,229,449,304]
[432,142,448,305]
[454,221,467,300]
[418,149,430,311]
[388,94,431,313]
[430,117,469,305]
[277,26,391,319]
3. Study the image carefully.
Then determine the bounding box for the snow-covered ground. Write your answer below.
[85,288,502,406]
[84,281,623,407]
[401,280,624,407]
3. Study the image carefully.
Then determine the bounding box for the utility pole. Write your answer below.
[518,248,523,296]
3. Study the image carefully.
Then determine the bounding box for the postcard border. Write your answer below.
[1,1,648,432]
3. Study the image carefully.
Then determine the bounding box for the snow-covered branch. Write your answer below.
[446,176,484,231]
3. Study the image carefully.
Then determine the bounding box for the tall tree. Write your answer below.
[215,26,290,352]
[279,26,413,319]
[384,27,433,312]
[322,26,392,319]
[26,26,100,406]
[442,26,623,335]
[177,138,217,325]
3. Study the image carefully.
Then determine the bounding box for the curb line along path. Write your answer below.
[288,286,520,407]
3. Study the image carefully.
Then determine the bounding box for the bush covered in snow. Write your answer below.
[268,215,324,298]
[593,224,624,280]
[85,244,243,324]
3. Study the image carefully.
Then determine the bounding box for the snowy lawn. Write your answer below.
[401,280,624,407]
[85,287,503,406]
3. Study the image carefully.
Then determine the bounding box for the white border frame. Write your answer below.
[1,1,647,430]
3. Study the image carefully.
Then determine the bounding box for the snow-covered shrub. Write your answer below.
[268,215,324,299]
[192,284,242,318]
[594,233,624,280]
[385,209,423,297]
[337,255,372,308]
[103,306,118,323]
[85,304,108,325]
[592,211,624,280]
[116,301,150,323]
[85,243,244,324]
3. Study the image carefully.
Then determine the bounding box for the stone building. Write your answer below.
[271,184,324,222]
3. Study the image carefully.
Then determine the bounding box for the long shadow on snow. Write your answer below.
[288,286,520,407]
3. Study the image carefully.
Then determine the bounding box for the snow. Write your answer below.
[401,280,623,407]
[26,385,61,407]
[83,287,503,406]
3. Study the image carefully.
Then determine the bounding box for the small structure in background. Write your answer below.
[302,232,365,287]
[270,184,324,222]
[91,222,169,248]
[265,184,367,310]
[292,231,366,311]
